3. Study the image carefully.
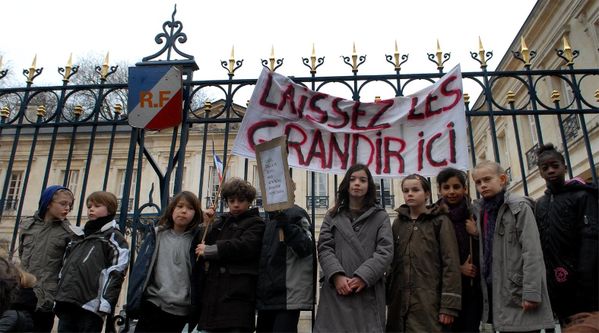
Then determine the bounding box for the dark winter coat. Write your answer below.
[195,208,265,331]
[438,199,483,333]
[18,215,83,312]
[535,179,598,320]
[126,224,158,319]
[0,310,33,333]
[257,205,314,311]
[314,206,393,333]
[386,204,462,333]
[54,220,130,316]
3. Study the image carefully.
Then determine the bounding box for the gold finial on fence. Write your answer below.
[310,43,316,73]
[551,90,561,103]
[594,89,599,102]
[562,36,574,65]
[228,45,235,75]
[114,103,123,115]
[36,105,46,117]
[27,55,38,83]
[463,93,470,104]
[352,42,358,71]
[520,37,530,66]
[506,90,516,103]
[205,101,212,113]
[63,53,73,82]
[436,39,444,70]
[1,106,9,119]
[478,36,487,68]
[101,52,110,79]
[269,46,276,71]
[73,105,83,117]
[393,40,402,71]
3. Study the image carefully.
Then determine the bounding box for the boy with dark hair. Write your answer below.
[18,185,83,332]
[194,177,265,332]
[256,180,314,333]
[535,143,598,325]
[54,191,129,332]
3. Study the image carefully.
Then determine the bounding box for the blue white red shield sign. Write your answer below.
[128,65,183,130]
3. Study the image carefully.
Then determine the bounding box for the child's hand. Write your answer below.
[460,255,478,278]
[348,276,366,293]
[333,274,352,296]
[522,300,539,311]
[195,243,206,256]
[203,208,215,224]
[465,218,478,236]
[439,313,454,325]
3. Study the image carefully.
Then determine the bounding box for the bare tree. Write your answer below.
[62,52,129,121]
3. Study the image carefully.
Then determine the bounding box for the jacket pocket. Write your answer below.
[225,269,257,302]
[508,272,523,306]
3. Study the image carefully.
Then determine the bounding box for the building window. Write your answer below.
[60,170,80,198]
[306,172,328,209]
[375,178,394,208]
[207,166,220,208]
[497,130,511,172]
[527,115,539,146]
[563,114,580,142]
[4,171,23,211]
[117,169,136,213]
[526,143,539,170]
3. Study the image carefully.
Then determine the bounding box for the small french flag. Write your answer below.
[212,140,224,183]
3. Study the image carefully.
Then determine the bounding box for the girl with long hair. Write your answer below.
[314,164,393,333]
[128,191,203,333]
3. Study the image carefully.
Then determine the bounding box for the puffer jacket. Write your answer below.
[474,192,554,331]
[535,179,598,319]
[54,220,129,316]
[386,203,461,332]
[256,204,314,311]
[18,215,83,311]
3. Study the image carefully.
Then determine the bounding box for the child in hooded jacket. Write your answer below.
[18,185,82,332]
[386,174,461,333]
[472,161,554,332]
[534,144,598,325]
[54,191,129,332]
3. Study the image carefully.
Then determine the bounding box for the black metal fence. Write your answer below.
[0,8,598,332]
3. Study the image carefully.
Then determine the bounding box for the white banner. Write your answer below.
[232,65,468,177]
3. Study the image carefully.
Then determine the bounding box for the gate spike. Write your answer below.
[478,36,487,68]
[27,55,38,83]
[269,45,275,71]
[64,53,73,80]
[562,36,574,65]
[520,37,530,65]
[101,52,110,79]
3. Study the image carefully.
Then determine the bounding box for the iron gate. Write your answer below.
[0,7,598,332]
